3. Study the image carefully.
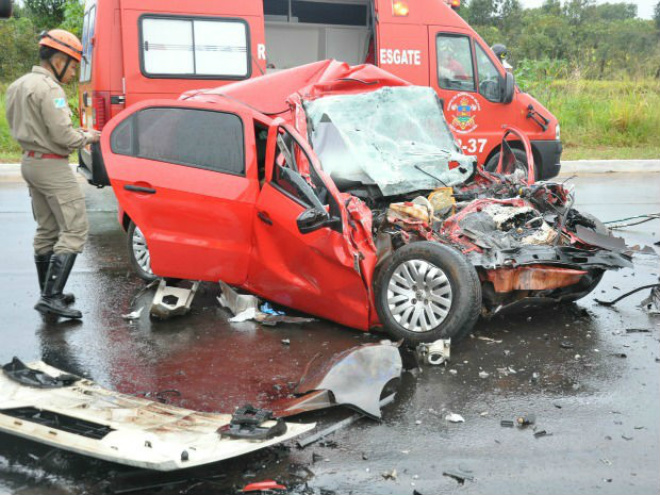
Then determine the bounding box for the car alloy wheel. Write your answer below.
[374,241,482,345]
[127,221,157,281]
[132,226,152,276]
[387,260,453,332]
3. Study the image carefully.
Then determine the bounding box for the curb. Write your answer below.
[558,160,660,175]
[2,160,660,182]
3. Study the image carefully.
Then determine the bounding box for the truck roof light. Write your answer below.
[450,0,461,9]
[392,0,410,16]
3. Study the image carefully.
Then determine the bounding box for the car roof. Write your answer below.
[179,59,410,120]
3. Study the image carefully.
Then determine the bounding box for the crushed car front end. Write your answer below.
[294,83,632,343]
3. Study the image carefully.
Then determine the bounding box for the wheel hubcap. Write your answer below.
[132,226,152,275]
[387,260,452,333]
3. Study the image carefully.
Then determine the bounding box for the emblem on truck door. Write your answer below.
[447,92,480,134]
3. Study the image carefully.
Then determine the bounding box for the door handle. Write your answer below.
[124,184,156,194]
[257,210,273,225]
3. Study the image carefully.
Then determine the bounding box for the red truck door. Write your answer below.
[428,28,515,165]
[374,7,429,86]
[101,99,260,284]
[247,123,371,331]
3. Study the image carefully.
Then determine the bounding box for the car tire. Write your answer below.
[127,221,157,282]
[374,242,482,345]
[485,148,537,181]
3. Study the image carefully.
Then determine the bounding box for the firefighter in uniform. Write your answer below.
[5,29,101,319]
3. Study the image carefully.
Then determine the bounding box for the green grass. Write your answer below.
[0,83,22,161]
[562,146,660,161]
[531,79,660,154]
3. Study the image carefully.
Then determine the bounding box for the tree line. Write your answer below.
[1,0,83,82]
[2,0,660,84]
[460,0,660,81]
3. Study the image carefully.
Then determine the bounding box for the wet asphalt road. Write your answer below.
[0,170,659,495]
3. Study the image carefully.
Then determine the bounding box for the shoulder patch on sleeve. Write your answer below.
[44,77,60,90]
[53,97,68,109]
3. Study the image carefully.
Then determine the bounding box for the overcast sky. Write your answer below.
[518,0,656,19]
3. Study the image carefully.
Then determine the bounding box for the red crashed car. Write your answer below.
[95,61,630,344]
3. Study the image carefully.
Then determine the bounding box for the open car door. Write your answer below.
[101,99,259,284]
[246,123,371,331]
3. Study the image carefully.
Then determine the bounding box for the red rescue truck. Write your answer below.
[78,0,561,183]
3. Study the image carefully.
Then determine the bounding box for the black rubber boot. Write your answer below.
[34,253,82,319]
[35,252,75,305]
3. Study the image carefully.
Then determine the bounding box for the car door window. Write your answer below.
[272,128,330,208]
[436,34,475,92]
[475,44,502,102]
[111,107,245,175]
[110,117,134,155]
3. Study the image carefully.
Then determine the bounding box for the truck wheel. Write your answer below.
[485,148,537,181]
[374,242,482,345]
[127,221,157,282]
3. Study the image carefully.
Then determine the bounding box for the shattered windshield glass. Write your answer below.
[305,86,475,197]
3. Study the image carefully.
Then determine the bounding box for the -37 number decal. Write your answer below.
[456,138,487,154]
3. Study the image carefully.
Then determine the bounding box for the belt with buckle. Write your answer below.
[24,151,68,159]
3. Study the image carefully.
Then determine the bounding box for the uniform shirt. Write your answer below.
[5,66,93,157]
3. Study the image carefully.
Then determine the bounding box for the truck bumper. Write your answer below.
[77,144,110,187]
[531,140,562,180]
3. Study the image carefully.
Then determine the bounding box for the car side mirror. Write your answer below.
[277,169,338,234]
[500,72,515,104]
[297,207,333,234]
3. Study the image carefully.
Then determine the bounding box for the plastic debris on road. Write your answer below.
[150,279,199,319]
[121,307,143,320]
[417,339,451,365]
[229,307,259,323]
[218,281,315,326]
[445,413,465,423]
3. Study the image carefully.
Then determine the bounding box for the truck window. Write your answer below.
[111,107,245,176]
[264,0,367,25]
[263,0,371,70]
[79,5,96,83]
[436,34,475,92]
[475,44,502,102]
[140,16,250,79]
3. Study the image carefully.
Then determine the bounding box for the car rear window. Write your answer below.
[79,4,97,83]
[140,15,250,79]
[111,107,245,176]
